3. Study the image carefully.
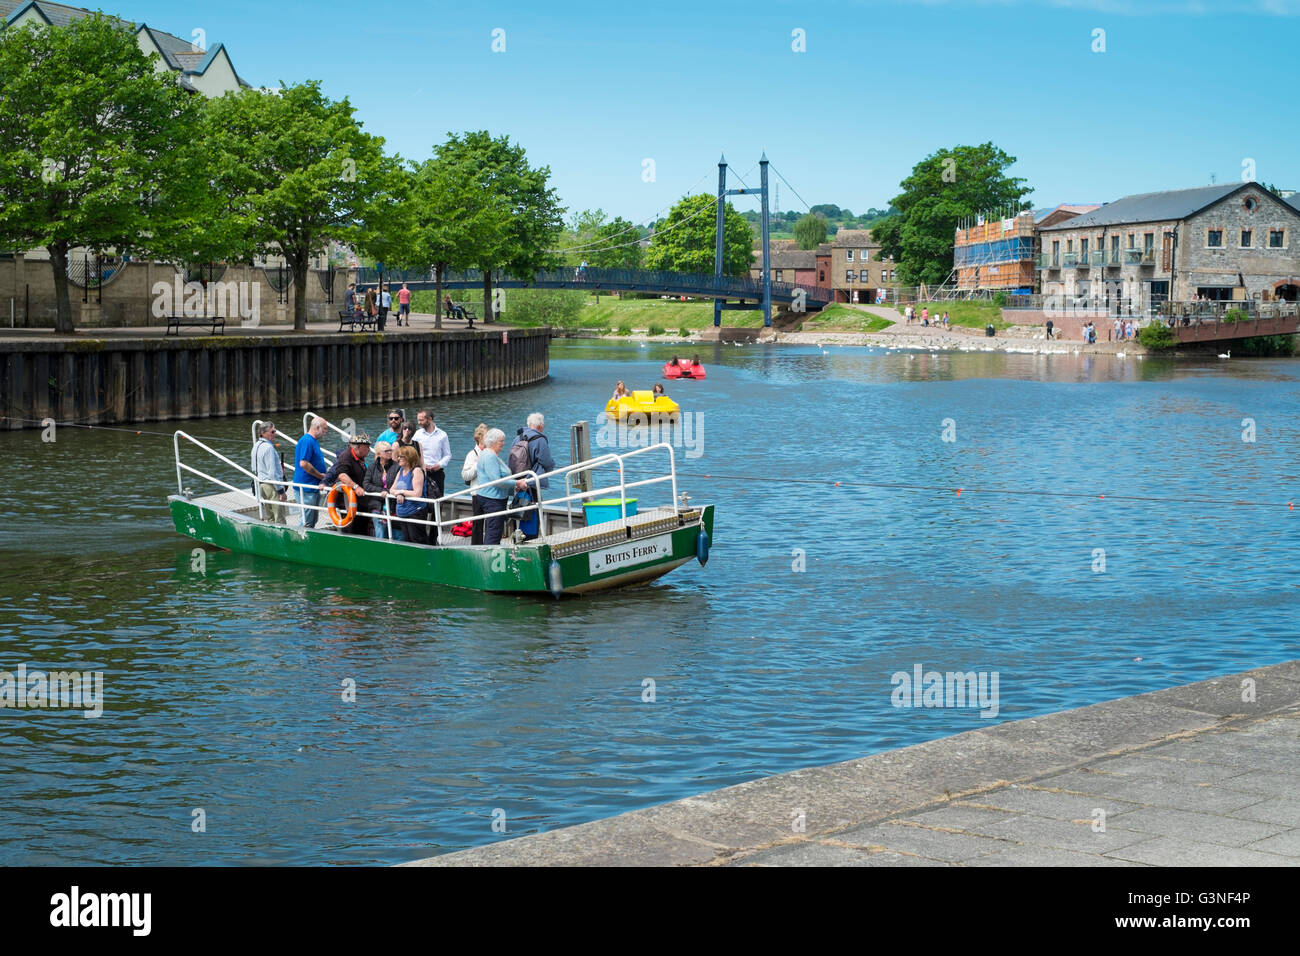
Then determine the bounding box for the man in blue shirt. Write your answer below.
[293,416,330,528]
[375,409,403,446]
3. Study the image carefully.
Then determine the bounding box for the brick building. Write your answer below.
[829,229,892,303]
[1039,184,1300,309]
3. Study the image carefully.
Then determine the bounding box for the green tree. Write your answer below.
[590,217,643,269]
[887,142,1031,287]
[0,14,203,332]
[434,131,564,322]
[644,194,752,276]
[870,215,902,263]
[793,213,828,250]
[203,81,401,330]
[406,136,514,328]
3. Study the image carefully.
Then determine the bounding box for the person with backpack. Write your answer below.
[508,413,555,541]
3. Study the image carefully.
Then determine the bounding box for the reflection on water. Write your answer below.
[1,342,1298,864]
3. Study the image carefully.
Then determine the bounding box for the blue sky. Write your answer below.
[127,0,1298,223]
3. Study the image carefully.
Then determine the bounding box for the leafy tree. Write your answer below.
[886,142,1031,286]
[644,194,752,276]
[870,215,902,263]
[433,131,564,322]
[0,13,202,332]
[590,217,643,269]
[203,81,401,330]
[810,204,843,219]
[793,213,828,250]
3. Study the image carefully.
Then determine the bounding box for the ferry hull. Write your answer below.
[169,497,713,596]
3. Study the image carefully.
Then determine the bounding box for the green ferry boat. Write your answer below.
[169,418,713,597]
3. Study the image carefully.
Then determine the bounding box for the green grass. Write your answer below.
[893,300,1010,330]
[576,295,765,330]
[801,304,895,333]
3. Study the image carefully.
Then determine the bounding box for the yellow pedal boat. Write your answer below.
[604,390,680,423]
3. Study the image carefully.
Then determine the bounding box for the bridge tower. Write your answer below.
[713,154,772,328]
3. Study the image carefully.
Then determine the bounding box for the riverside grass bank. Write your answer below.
[0,327,550,430]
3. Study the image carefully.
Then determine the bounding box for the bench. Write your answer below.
[338,310,379,332]
[165,315,225,335]
[448,302,477,328]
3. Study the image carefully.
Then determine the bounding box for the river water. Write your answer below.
[1,340,1297,864]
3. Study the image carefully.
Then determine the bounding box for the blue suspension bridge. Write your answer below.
[355,155,834,325]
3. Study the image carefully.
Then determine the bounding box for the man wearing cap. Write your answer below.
[321,433,373,535]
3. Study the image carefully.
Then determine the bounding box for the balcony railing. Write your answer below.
[1122,248,1143,265]
[1036,253,1060,269]
[1061,252,1078,267]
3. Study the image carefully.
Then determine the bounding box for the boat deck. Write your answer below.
[186,491,692,553]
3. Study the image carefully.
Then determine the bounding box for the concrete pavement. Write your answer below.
[405,661,1300,866]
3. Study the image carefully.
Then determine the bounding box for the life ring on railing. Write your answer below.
[327,483,357,528]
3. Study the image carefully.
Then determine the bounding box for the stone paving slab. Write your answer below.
[404,662,1300,866]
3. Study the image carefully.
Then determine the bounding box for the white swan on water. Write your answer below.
[1218,350,1231,359]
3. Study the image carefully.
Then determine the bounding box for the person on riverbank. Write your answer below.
[905,305,914,324]
[941,311,950,329]
[364,286,376,320]
[392,445,427,544]
[477,429,523,546]
[921,307,930,327]
[461,423,489,546]
[322,434,372,535]
[252,421,287,524]
[345,283,356,315]
[363,441,400,538]
[378,285,392,331]
[397,283,411,326]
[1045,318,1054,340]
[293,416,329,528]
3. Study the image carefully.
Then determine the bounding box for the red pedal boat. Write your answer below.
[663,358,706,380]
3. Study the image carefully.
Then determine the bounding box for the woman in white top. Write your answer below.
[461,423,488,546]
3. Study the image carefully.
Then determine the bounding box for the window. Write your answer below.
[1269,229,1284,248]
[1207,229,1223,247]
[1240,229,1252,248]
[819,270,825,282]
[775,270,784,281]
[1066,238,1074,252]
[1128,233,1136,248]
[1111,235,1120,256]
[1051,240,1060,265]
[845,270,856,282]
[846,250,854,262]
[1080,237,1089,263]
[1244,196,1259,211]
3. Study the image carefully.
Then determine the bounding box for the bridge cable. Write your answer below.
[767,163,814,214]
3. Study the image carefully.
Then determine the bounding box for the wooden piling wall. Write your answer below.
[0,328,550,429]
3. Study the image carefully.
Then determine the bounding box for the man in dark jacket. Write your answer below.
[322,434,372,535]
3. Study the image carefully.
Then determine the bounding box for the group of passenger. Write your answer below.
[253,408,555,547]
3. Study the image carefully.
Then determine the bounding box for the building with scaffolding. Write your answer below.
[952,205,1098,294]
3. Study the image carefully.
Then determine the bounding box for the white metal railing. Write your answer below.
[174,430,681,541]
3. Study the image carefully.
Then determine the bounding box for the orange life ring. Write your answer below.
[327,483,357,528]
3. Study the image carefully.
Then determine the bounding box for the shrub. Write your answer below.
[615,323,633,336]
[678,327,690,338]
[1138,321,1177,350]
[993,291,1008,308]
[647,323,666,336]
[1224,308,1248,324]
